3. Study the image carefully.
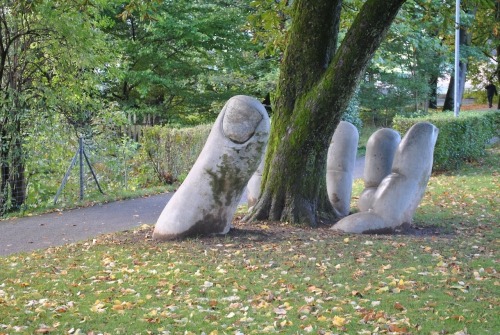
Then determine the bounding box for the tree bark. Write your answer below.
[246,0,406,226]
[428,75,438,109]
[496,1,500,109]
[9,134,26,210]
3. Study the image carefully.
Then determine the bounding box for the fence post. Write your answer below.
[54,137,104,205]
[53,152,78,205]
[79,137,84,200]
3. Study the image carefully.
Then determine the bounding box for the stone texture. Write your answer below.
[332,122,438,234]
[358,128,401,211]
[326,121,359,218]
[153,95,270,240]
[246,153,265,209]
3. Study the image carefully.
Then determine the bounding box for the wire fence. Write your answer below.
[0,121,210,217]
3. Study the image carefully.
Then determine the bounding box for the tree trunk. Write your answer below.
[443,64,467,112]
[247,0,406,226]
[0,130,9,214]
[496,1,500,109]
[442,68,466,111]
[0,123,27,214]
[428,75,438,109]
[442,75,454,111]
[497,44,500,109]
[10,136,26,210]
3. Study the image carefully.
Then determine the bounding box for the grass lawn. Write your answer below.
[0,148,498,335]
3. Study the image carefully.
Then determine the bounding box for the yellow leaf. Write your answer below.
[376,286,389,293]
[90,300,106,313]
[437,261,447,267]
[262,325,275,332]
[280,320,293,327]
[332,315,347,328]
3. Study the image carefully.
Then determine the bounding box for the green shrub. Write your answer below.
[393,110,499,171]
[463,88,487,104]
[140,124,211,183]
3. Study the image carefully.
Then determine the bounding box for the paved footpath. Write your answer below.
[0,193,173,256]
[0,157,365,257]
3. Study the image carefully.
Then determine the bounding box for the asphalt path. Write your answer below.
[0,157,365,256]
[0,193,173,256]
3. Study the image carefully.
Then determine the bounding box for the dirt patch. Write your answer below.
[105,218,451,249]
[460,103,493,111]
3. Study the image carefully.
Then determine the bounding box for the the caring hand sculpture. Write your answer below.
[330,122,438,234]
[153,95,270,240]
[326,121,359,218]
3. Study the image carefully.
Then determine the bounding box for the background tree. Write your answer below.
[496,0,500,110]
[463,0,500,106]
[106,0,273,125]
[360,0,451,117]
[246,0,406,226]
[442,4,477,111]
[442,0,496,111]
[0,0,116,213]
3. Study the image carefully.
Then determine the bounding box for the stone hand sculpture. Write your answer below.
[153,95,270,240]
[332,122,438,234]
[326,121,359,218]
[358,128,401,212]
[246,153,265,210]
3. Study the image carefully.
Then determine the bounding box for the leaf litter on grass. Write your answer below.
[1,220,498,335]
[0,149,498,335]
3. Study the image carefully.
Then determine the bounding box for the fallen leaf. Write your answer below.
[394,302,405,311]
[388,324,408,333]
[332,315,347,328]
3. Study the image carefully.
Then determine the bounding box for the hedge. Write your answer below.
[393,110,499,171]
[140,124,211,183]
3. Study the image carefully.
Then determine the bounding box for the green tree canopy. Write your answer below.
[0,0,118,212]
[106,0,274,125]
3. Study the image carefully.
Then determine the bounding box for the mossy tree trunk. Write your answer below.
[246,0,406,226]
[496,1,500,109]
